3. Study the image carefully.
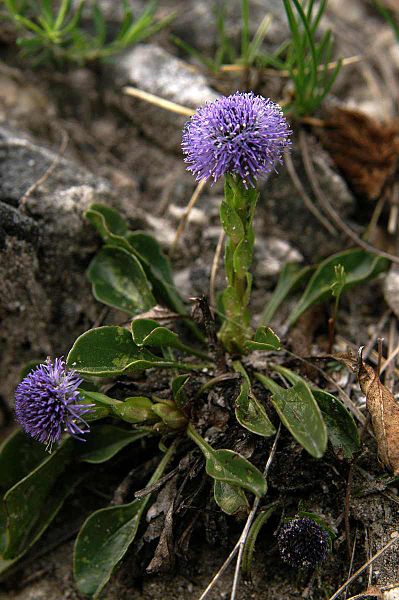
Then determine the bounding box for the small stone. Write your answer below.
[116,43,219,151]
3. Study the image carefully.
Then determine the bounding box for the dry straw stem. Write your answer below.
[171,179,207,251]
[219,55,362,76]
[328,532,399,600]
[357,350,399,475]
[123,86,195,116]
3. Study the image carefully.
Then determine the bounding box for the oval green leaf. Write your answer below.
[245,326,282,352]
[67,326,162,376]
[74,446,174,598]
[207,449,267,497]
[87,246,155,315]
[213,480,249,515]
[256,374,327,459]
[288,248,389,326]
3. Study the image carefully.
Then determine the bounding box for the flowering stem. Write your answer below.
[218,175,258,353]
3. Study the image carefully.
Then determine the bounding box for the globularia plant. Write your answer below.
[182,92,291,352]
[1,91,388,598]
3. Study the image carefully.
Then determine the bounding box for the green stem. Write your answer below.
[186,423,213,459]
[218,175,258,353]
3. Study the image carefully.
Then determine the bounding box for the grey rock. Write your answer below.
[254,236,303,278]
[0,127,139,405]
[384,265,399,320]
[117,43,219,151]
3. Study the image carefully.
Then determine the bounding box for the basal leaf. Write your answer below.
[0,430,47,492]
[233,362,275,437]
[171,374,190,410]
[87,246,155,315]
[0,469,83,579]
[79,425,149,464]
[271,365,360,459]
[131,319,208,360]
[245,326,282,352]
[213,480,249,515]
[312,390,360,459]
[126,231,186,315]
[187,426,267,497]
[256,374,327,458]
[74,445,174,598]
[288,249,389,326]
[86,203,129,238]
[132,318,182,348]
[206,449,267,497]
[3,438,74,559]
[67,326,169,376]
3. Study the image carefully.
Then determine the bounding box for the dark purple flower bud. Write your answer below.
[182,91,291,187]
[15,358,92,451]
[277,517,329,569]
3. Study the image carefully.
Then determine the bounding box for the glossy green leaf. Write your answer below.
[312,390,360,459]
[241,503,277,578]
[131,319,208,360]
[79,425,149,464]
[213,480,249,515]
[112,396,155,424]
[132,318,182,348]
[288,249,389,326]
[245,326,282,352]
[87,246,155,315]
[259,262,311,325]
[74,444,175,598]
[86,203,129,238]
[233,362,275,437]
[0,469,83,578]
[256,374,327,458]
[126,231,186,314]
[206,449,267,497]
[187,425,267,497]
[86,204,196,334]
[67,326,169,376]
[3,438,74,559]
[171,374,190,410]
[0,430,47,492]
[271,365,360,459]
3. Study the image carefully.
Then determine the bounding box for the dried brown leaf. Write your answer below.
[318,107,399,201]
[358,357,399,474]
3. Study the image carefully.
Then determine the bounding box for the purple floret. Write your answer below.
[277,517,329,569]
[182,91,291,187]
[15,357,92,451]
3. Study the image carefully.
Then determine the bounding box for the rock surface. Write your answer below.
[0,127,139,405]
[117,43,219,151]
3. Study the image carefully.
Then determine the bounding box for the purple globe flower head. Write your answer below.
[15,357,92,451]
[182,91,291,187]
[277,517,329,569]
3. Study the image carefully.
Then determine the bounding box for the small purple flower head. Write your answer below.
[15,358,92,451]
[182,91,291,187]
[277,517,329,569]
